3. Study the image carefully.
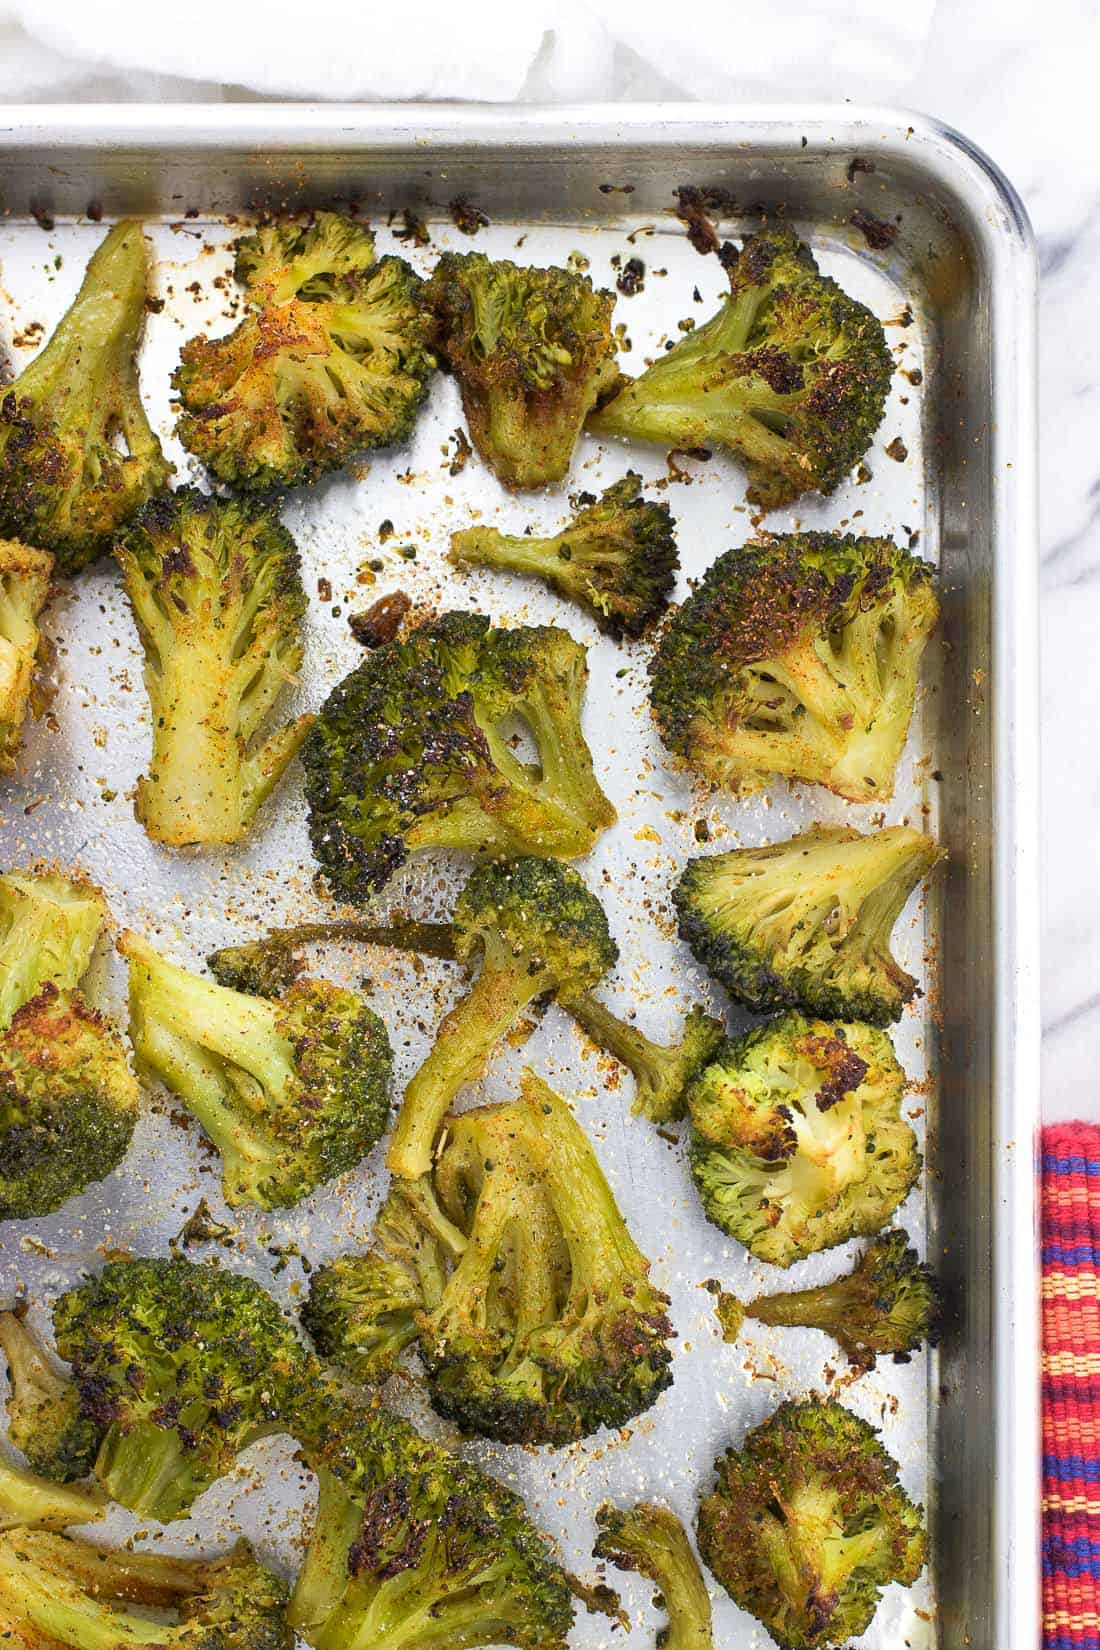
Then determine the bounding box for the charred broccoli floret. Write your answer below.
[0,869,105,1033]
[450,474,678,639]
[594,1503,714,1650]
[686,1013,918,1266]
[389,855,616,1178]
[696,1396,926,1648]
[0,1455,103,1531]
[174,213,435,491]
[0,1530,290,1650]
[116,488,312,847]
[674,824,942,1025]
[52,1255,309,1522]
[0,222,172,573]
[308,1073,674,1445]
[120,931,392,1211]
[589,226,891,511]
[0,1310,101,1483]
[649,535,939,800]
[742,1228,940,1368]
[303,611,616,902]
[0,541,52,773]
[289,1396,575,1650]
[427,251,618,488]
[568,995,724,1124]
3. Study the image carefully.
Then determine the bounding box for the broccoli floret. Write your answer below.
[303,611,616,902]
[594,1503,714,1650]
[567,995,724,1125]
[686,1012,918,1267]
[174,214,435,491]
[0,1310,101,1482]
[744,1228,940,1368]
[52,1255,309,1522]
[0,868,105,1033]
[0,541,52,773]
[589,226,891,511]
[450,474,678,640]
[208,917,458,998]
[0,222,172,573]
[120,931,392,1211]
[289,1395,575,1650]
[649,535,939,800]
[0,983,140,1221]
[673,824,942,1025]
[388,856,616,1178]
[427,251,618,488]
[696,1396,926,1648]
[116,488,313,847]
[0,1530,290,1650]
[0,1455,104,1532]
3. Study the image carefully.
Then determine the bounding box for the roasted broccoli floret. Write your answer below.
[116,488,312,847]
[120,931,392,1211]
[308,1072,674,1445]
[589,226,891,511]
[686,1012,918,1266]
[0,541,52,773]
[289,1396,575,1650]
[696,1396,926,1648]
[674,824,942,1025]
[52,1255,309,1522]
[568,995,724,1124]
[427,251,618,488]
[304,611,616,902]
[0,1454,103,1531]
[594,1503,714,1650]
[649,535,939,800]
[450,474,678,639]
[0,868,105,1033]
[388,855,616,1178]
[0,1530,290,1650]
[174,213,435,491]
[0,222,171,573]
[742,1228,940,1368]
[0,1310,102,1482]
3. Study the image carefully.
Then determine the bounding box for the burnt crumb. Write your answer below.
[851,209,899,251]
[846,157,876,183]
[317,576,333,603]
[349,591,412,648]
[378,519,395,543]
[616,256,646,297]
[884,436,909,463]
[447,426,473,476]
[674,185,738,257]
[172,1199,234,1250]
[391,208,429,247]
[144,295,166,315]
[598,182,636,195]
[693,817,711,844]
[449,198,489,236]
[30,202,54,233]
[86,199,103,223]
[856,463,873,485]
[904,367,924,386]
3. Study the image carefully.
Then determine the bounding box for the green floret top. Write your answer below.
[235,212,379,303]
[453,854,619,1000]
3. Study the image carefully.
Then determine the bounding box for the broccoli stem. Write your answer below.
[745,1279,856,1335]
[290,1465,365,1637]
[564,994,722,1123]
[95,1421,201,1523]
[0,1455,103,1531]
[0,1556,173,1649]
[451,527,569,582]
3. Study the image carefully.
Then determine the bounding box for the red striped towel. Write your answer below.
[1043,1123,1100,1650]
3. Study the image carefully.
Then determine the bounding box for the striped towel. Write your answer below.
[1043,1123,1100,1650]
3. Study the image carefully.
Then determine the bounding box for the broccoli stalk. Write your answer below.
[594,1503,714,1650]
[120,931,392,1211]
[0,1454,104,1532]
[589,226,891,510]
[116,488,312,847]
[566,994,724,1124]
[0,869,105,1033]
[208,917,458,998]
[0,540,52,773]
[450,475,678,639]
[742,1229,941,1369]
[0,1310,102,1483]
[0,222,172,573]
[0,1530,291,1650]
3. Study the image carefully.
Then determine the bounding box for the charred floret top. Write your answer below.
[453,854,619,1000]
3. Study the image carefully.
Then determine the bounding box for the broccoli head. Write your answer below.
[686,1012,918,1266]
[0,868,105,1033]
[589,226,891,511]
[0,1310,102,1483]
[174,213,436,491]
[567,994,725,1125]
[427,251,618,488]
[0,1530,290,1650]
[0,984,140,1221]
[649,534,939,800]
[594,1502,714,1650]
[450,474,678,640]
[673,824,942,1025]
[116,488,313,847]
[120,930,392,1211]
[303,611,616,903]
[696,1396,925,1648]
[744,1228,940,1368]
[52,1255,308,1522]
[289,1395,575,1650]
[0,541,52,773]
[0,1455,103,1533]
[388,855,616,1178]
[0,222,172,574]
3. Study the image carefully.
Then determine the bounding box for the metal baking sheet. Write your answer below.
[0,107,1038,1650]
